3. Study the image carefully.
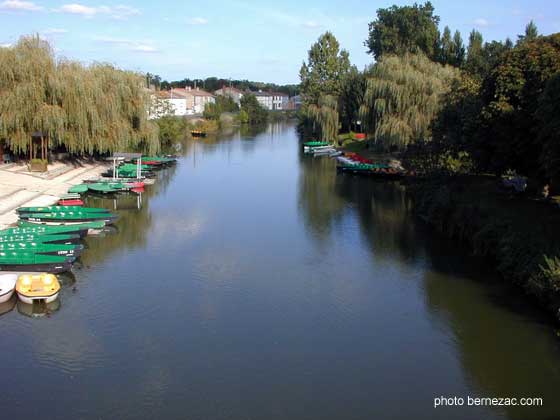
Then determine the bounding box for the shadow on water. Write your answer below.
[298,149,560,420]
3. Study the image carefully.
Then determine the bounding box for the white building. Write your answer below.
[214,86,244,105]
[148,87,216,118]
[192,88,216,114]
[253,90,289,111]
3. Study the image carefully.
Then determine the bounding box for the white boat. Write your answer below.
[16,273,61,304]
[0,274,17,303]
[304,145,333,152]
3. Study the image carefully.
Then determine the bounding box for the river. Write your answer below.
[1,122,560,420]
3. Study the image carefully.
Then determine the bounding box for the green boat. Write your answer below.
[19,211,117,224]
[0,251,73,273]
[303,141,330,147]
[68,184,89,194]
[1,225,89,238]
[0,242,84,257]
[87,183,128,194]
[17,206,110,214]
[18,220,106,230]
[0,233,81,245]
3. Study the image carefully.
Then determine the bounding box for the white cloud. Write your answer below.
[57,3,140,19]
[92,36,158,53]
[185,17,208,25]
[0,0,43,11]
[132,44,158,53]
[302,20,321,28]
[0,43,12,48]
[473,18,490,27]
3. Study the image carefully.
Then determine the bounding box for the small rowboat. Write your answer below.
[0,252,74,273]
[303,141,329,147]
[0,274,17,303]
[58,199,84,206]
[68,184,89,194]
[16,273,61,304]
[19,211,117,224]
[0,234,81,245]
[0,242,84,257]
[17,206,109,214]
[191,130,206,137]
[18,220,106,230]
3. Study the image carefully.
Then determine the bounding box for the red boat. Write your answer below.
[58,199,84,206]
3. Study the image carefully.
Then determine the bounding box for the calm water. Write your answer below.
[1,122,560,420]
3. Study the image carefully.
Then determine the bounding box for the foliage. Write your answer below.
[299,31,351,104]
[518,20,539,44]
[156,116,189,144]
[535,72,560,181]
[0,35,159,155]
[305,95,339,143]
[365,1,440,61]
[203,95,239,120]
[360,53,460,150]
[160,77,299,97]
[338,66,369,132]
[240,93,268,124]
[238,109,249,124]
[475,33,560,177]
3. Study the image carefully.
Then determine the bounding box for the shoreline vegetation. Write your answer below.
[298,3,560,322]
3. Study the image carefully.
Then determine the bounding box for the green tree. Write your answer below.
[518,20,539,44]
[360,53,460,150]
[240,94,268,124]
[203,95,239,120]
[365,2,441,61]
[536,73,560,182]
[464,29,484,76]
[338,66,369,132]
[299,31,350,104]
[0,35,158,155]
[475,33,560,176]
[453,30,466,67]
[439,26,455,65]
[305,95,339,143]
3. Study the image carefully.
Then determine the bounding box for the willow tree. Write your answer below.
[0,35,158,156]
[360,53,460,150]
[305,95,339,143]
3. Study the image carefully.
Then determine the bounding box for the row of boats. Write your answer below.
[302,141,407,178]
[0,155,178,310]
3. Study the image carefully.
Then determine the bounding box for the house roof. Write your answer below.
[192,88,214,97]
[252,90,288,97]
[169,88,192,98]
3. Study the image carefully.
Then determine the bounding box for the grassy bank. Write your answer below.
[407,175,560,322]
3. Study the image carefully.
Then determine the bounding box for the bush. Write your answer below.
[156,116,189,144]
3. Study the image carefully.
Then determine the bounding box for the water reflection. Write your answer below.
[17,298,60,318]
[297,146,560,420]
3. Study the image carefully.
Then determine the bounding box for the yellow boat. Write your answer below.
[16,273,61,304]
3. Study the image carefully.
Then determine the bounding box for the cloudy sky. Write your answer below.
[0,0,558,84]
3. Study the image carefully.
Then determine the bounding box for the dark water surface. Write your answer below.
[2,122,560,420]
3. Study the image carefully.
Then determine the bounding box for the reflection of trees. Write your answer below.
[422,244,560,420]
[79,166,178,266]
[298,153,418,261]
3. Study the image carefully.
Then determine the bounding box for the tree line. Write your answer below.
[299,1,559,187]
[146,74,299,97]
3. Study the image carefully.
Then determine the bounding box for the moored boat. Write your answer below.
[17,206,110,214]
[0,252,73,273]
[58,199,84,206]
[18,220,106,230]
[19,211,117,224]
[0,242,84,257]
[0,273,17,303]
[16,273,61,304]
[0,233,82,246]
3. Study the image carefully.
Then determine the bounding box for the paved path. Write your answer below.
[0,161,109,229]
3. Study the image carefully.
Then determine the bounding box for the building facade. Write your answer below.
[214,86,244,105]
[254,91,289,111]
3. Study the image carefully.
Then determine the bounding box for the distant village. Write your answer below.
[149,85,302,119]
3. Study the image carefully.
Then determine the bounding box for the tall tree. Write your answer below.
[360,53,460,150]
[439,26,455,65]
[299,31,350,104]
[464,30,484,76]
[518,20,539,43]
[338,66,369,132]
[453,30,466,67]
[365,1,441,61]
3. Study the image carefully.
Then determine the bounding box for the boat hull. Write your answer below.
[0,262,72,274]
[17,291,59,304]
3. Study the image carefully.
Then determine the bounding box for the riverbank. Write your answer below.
[407,175,560,322]
[335,136,560,322]
[0,160,109,229]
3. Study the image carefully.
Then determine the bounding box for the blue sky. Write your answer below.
[1,0,559,84]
